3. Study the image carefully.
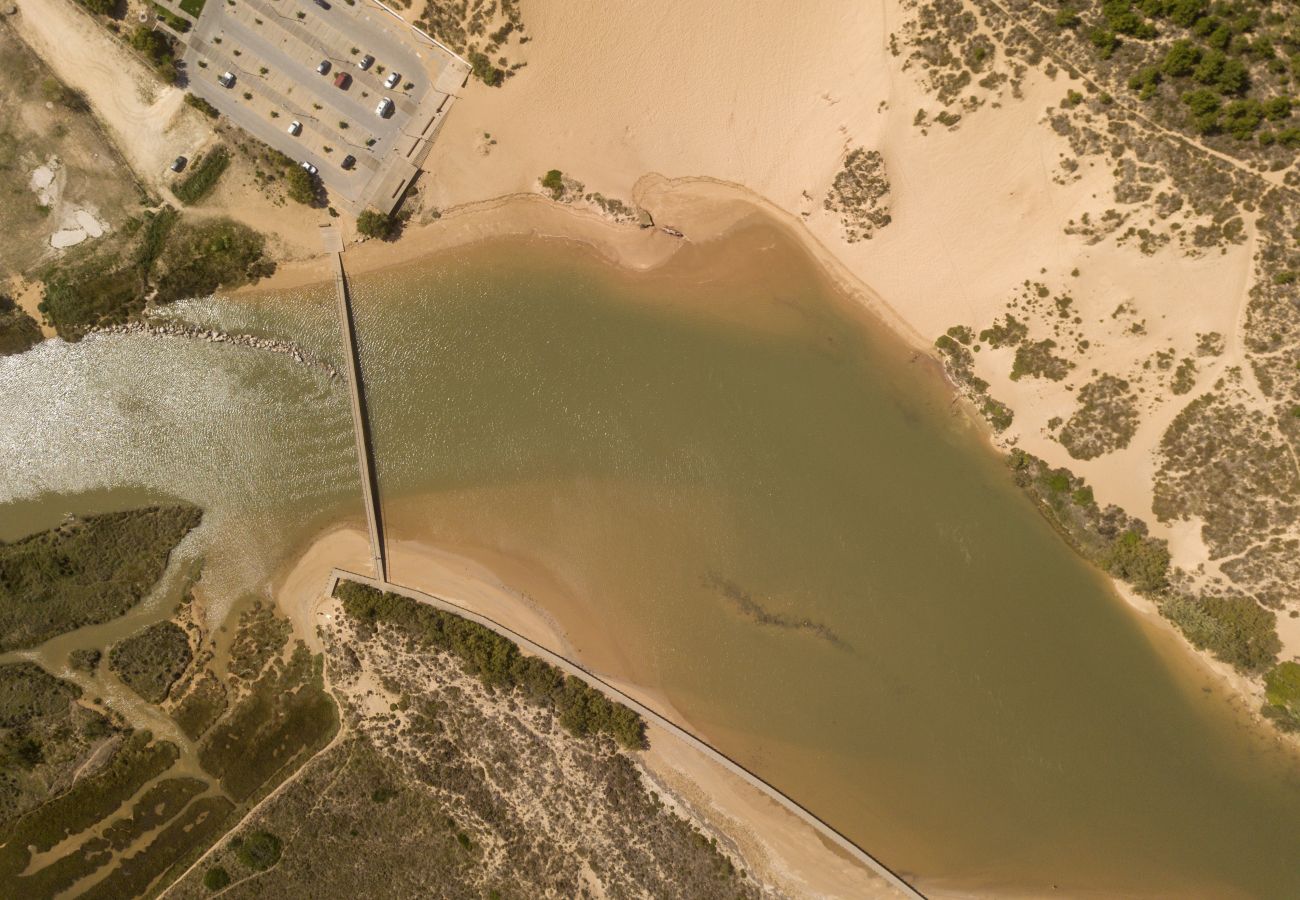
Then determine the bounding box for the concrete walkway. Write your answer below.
[330,249,386,581]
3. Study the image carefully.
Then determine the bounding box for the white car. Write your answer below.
[383,71,400,89]
[218,71,236,88]
[374,97,393,117]
[287,120,302,136]
[300,161,318,175]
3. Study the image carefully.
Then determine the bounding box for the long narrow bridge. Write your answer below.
[326,228,387,582]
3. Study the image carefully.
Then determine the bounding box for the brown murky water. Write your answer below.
[3,227,1299,896]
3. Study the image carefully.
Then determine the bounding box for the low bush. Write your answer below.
[1163,595,1279,674]
[184,93,219,119]
[235,829,282,870]
[0,294,41,357]
[356,209,395,240]
[108,621,192,703]
[0,507,201,651]
[173,147,230,204]
[336,580,647,749]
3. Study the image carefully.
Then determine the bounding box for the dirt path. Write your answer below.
[10,0,210,183]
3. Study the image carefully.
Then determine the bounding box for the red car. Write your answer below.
[333,72,351,89]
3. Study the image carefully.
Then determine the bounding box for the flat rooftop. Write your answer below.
[168,0,468,214]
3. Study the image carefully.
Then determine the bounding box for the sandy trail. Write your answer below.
[11,0,210,183]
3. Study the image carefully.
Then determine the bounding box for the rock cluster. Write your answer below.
[93,320,342,380]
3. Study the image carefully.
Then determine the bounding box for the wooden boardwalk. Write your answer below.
[325,568,926,899]
[331,251,387,582]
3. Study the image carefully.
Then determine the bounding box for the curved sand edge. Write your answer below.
[273,525,911,899]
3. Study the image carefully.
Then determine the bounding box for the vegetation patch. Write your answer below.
[934,326,1015,433]
[824,148,892,242]
[1262,662,1300,732]
[0,731,176,889]
[152,218,275,304]
[355,209,396,240]
[1010,338,1072,381]
[0,506,201,651]
[80,795,232,899]
[173,147,230,205]
[233,829,282,870]
[1059,374,1140,459]
[0,294,41,357]
[108,621,193,703]
[541,168,565,199]
[226,600,290,682]
[1163,595,1279,675]
[172,670,228,740]
[0,663,112,825]
[184,93,219,119]
[336,580,646,749]
[37,251,147,340]
[199,642,337,802]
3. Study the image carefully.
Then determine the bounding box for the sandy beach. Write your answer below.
[273,524,906,898]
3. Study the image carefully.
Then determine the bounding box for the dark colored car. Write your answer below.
[316,60,331,75]
[218,71,236,88]
[341,154,356,170]
[170,156,187,173]
[357,54,374,70]
[313,0,330,8]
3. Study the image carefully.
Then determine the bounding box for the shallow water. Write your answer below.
[2,228,1299,896]
[350,231,1300,898]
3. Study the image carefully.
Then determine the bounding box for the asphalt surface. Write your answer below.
[178,0,457,211]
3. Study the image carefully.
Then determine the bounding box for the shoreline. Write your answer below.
[271,523,909,899]
[239,185,1286,744]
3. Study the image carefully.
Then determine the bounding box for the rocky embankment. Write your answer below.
[93,320,341,380]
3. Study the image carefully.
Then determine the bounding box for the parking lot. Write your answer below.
[176,0,467,213]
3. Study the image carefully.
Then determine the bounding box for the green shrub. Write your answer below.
[152,217,274,303]
[337,581,647,749]
[1105,530,1170,595]
[469,51,504,86]
[1163,595,1279,674]
[1262,662,1300,730]
[356,209,395,240]
[541,169,565,199]
[0,294,41,357]
[236,829,282,870]
[203,866,231,890]
[173,147,230,204]
[284,165,316,205]
[0,507,200,651]
[108,621,192,703]
[184,93,219,119]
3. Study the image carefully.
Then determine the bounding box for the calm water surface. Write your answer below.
[2,228,1298,896]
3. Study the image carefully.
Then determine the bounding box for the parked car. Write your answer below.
[313,0,330,8]
[341,154,356,170]
[300,161,318,176]
[333,72,351,89]
[170,156,187,173]
[357,54,374,71]
[316,60,331,75]
[374,97,393,117]
[287,120,302,136]
[383,71,400,89]
[218,71,236,88]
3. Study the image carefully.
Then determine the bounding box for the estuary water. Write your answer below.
[3,225,1299,896]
